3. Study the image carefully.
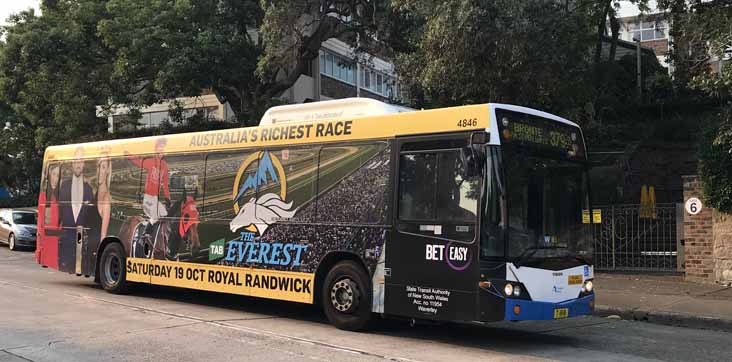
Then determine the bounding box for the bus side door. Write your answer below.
[385,135,481,321]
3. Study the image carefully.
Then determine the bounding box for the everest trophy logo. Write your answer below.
[230,151,296,234]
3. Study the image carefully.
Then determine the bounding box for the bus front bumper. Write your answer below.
[504,294,594,321]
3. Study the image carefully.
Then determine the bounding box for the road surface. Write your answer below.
[1,246,729,362]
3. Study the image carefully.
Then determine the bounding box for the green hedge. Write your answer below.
[699,116,732,213]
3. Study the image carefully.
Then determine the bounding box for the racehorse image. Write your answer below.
[119,193,200,261]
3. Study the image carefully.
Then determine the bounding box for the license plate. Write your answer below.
[554,308,569,319]
[568,275,583,285]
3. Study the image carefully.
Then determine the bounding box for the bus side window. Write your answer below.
[262,147,318,222]
[398,149,478,242]
[316,142,389,224]
[42,162,60,226]
[164,153,206,214]
[110,157,143,218]
[204,151,258,221]
[481,147,505,258]
[398,153,437,220]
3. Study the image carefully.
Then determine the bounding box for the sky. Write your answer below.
[617,0,659,17]
[0,0,40,27]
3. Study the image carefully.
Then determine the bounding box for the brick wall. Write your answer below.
[682,175,715,283]
[641,39,669,56]
[321,76,357,99]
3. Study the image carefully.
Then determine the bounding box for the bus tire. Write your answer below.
[322,260,372,331]
[99,242,129,294]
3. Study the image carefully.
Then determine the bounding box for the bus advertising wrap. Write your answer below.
[38,131,392,305]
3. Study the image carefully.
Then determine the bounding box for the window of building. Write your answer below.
[358,67,396,98]
[629,19,667,41]
[320,50,355,85]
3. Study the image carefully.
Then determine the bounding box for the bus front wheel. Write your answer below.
[322,260,372,331]
[99,243,130,294]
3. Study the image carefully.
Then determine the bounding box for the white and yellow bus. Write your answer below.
[35,98,595,330]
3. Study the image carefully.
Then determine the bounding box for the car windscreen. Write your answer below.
[13,212,37,225]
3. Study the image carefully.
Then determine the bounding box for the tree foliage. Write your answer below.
[0,1,113,146]
[391,0,597,122]
[99,0,266,124]
[699,114,732,213]
[0,103,42,207]
[659,0,732,212]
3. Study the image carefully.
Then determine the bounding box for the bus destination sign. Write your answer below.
[497,109,584,159]
[509,122,573,149]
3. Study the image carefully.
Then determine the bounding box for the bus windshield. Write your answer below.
[503,146,592,260]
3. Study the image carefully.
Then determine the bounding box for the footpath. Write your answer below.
[594,273,732,332]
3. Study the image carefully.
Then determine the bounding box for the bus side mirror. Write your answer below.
[461,132,488,178]
[461,147,482,178]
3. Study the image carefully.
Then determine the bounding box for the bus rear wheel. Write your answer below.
[100,243,129,294]
[322,260,372,331]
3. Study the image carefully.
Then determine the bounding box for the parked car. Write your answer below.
[0,209,37,251]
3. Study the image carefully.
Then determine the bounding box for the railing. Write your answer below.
[592,203,680,272]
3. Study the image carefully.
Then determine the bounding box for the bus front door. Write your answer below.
[384,139,480,322]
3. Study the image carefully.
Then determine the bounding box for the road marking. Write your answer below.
[0,278,421,362]
[0,349,36,362]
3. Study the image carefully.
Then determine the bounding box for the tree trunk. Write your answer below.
[608,13,621,61]
[594,0,612,65]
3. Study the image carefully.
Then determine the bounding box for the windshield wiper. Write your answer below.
[515,245,568,268]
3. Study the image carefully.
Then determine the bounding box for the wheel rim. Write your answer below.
[104,253,121,286]
[330,278,360,313]
[9,235,14,249]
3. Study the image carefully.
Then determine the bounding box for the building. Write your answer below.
[599,34,660,64]
[616,10,730,75]
[289,38,402,104]
[616,13,671,70]
[100,92,236,133]
[100,38,404,133]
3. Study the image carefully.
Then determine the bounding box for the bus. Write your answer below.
[35,98,595,331]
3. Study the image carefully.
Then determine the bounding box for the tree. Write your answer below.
[0,102,41,205]
[100,0,394,125]
[659,0,732,212]
[0,1,113,147]
[390,0,596,122]
[98,0,265,124]
[590,1,650,65]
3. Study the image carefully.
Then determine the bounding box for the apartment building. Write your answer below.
[100,39,403,133]
[616,13,670,69]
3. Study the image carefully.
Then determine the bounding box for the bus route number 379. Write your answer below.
[457,118,478,128]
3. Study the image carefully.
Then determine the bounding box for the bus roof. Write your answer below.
[259,98,415,125]
[43,100,578,161]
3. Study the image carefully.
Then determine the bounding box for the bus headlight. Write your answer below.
[513,285,521,297]
[582,280,594,293]
[504,283,514,296]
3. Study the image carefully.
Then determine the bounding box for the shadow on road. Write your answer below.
[71,281,589,358]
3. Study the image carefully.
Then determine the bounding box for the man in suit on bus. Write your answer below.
[58,147,94,273]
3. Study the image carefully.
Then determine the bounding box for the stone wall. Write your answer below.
[713,211,732,283]
[682,175,732,284]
